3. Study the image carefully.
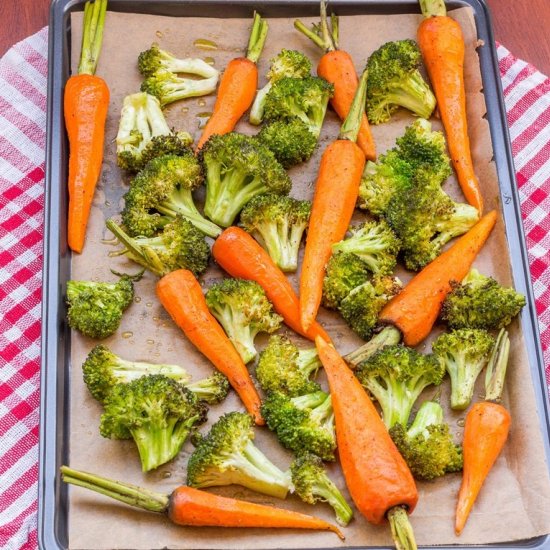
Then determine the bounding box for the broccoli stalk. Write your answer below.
[205,278,282,363]
[389,401,463,480]
[122,154,221,238]
[256,335,321,397]
[240,194,311,272]
[484,329,511,403]
[184,372,231,405]
[200,132,292,227]
[291,453,354,526]
[344,326,402,368]
[356,345,445,428]
[100,374,207,471]
[432,329,495,410]
[250,49,312,125]
[106,216,210,277]
[138,44,218,78]
[366,39,436,124]
[186,412,292,499]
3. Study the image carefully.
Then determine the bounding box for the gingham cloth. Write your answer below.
[0,25,549,549]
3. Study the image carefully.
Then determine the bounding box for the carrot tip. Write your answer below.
[331,525,345,540]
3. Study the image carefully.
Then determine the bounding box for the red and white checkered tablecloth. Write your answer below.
[0,26,549,550]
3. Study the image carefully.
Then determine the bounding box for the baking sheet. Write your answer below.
[66,6,550,549]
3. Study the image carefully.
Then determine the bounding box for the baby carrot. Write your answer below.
[65,0,110,253]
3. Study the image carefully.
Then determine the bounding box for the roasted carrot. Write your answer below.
[295,1,376,160]
[455,329,511,535]
[299,70,368,332]
[379,210,498,347]
[65,0,110,253]
[212,227,330,343]
[156,269,263,425]
[315,338,418,548]
[417,0,483,213]
[60,466,344,538]
[196,13,267,150]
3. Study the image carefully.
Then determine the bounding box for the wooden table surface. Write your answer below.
[1,0,549,75]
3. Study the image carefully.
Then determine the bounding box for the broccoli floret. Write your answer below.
[256,335,321,397]
[332,220,401,276]
[356,345,445,428]
[389,401,463,480]
[82,344,191,403]
[250,49,312,125]
[205,278,283,364]
[366,39,436,124]
[441,268,526,330]
[115,92,192,173]
[358,152,414,216]
[257,119,317,168]
[432,329,495,410]
[106,216,210,277]
[339,275,402,341]
[261,391,336,461]
[200,132,292,227]
[291,453,354,526]
[240,194,311,272]
[66,274,136,339]
[263,76,334,138]
[186,412,292,499]
[121,154,221,238]
[185,372,230,405]
[100,374,207,471]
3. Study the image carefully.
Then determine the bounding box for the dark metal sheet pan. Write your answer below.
[38,0,550,548]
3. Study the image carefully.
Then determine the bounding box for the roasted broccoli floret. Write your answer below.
[100,374,207,471]
[186,412,292,499]
[257,119,317,168]
[263,76,334,138]
[106,216,210,277]
[261,390,336,461]
[185,372,231,405]
[115,92,192,173]
[256,335,321,397]
[389,400,463,480]
[355,345,445,428]
[332,220,401,276]
[240,194,311,272]
[291,453,354,526]
[205,278,283,363]
[441,268,526,330]
[121,154,221,238]
[432,329,495,410]
[200,132,292,227]
[66,274,136,339]
[250,49,312,125]
[366,39,436,124]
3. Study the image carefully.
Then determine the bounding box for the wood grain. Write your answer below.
[0,0,549,75]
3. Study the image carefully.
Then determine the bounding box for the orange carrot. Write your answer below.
[212,227,330,343]
[299,70,368,332]
[417,0,483,213]
[60,466,344,538]
[379,210,498,347]
[295,1,376,160]
[455,329,511,535]
[196,13,267,150]
[315,338,418,547]
[65,0,110,254]
[156,269,263,425]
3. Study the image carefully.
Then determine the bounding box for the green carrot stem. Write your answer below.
[246,12,269,63]
[419,0,447,18]
[387,506,417,550]
[294,0,338,53]
[339,69,369,142]
[78,0,108,75]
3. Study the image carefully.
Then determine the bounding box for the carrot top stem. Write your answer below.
[344,326,401,368]
[246,12,269,63]
[338,69,368,142]
[387,506,418,550]
[419,0,447,17]
[60,466,169,513]
[484,328,510,403]
[78,0,108,75]
[294,0,338,53]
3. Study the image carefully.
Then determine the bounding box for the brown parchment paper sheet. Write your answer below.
[67,7,550,549]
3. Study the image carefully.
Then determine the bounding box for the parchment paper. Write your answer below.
[67,7,550,549]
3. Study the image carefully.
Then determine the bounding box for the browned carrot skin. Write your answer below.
[418,2,483,212]
[379,210,498,346]
[156,269,264,425]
